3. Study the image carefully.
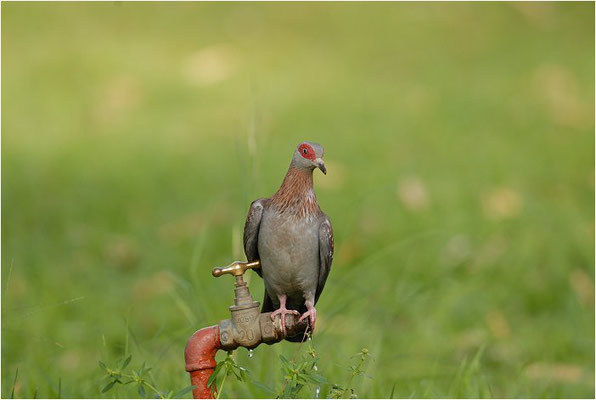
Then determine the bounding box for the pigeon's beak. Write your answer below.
[315,158,326,175]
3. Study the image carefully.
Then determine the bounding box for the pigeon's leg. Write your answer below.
[298,299,317,333]
[270,294,299,335]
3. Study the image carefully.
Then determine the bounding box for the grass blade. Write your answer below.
[102,381,116,393]
[11,368,19,399]
[121,354,132,369]
[173,385,196,398]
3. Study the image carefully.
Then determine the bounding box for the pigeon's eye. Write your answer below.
[302,148,308,155]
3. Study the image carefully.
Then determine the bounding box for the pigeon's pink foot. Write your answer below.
[299,300,317,333]
[271,295,299,335]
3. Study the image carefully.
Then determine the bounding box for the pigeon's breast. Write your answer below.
[258,208,320,302]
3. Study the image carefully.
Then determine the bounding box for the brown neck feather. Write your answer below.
[271,166,319,218]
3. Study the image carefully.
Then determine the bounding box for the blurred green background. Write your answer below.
[2,2,594,398]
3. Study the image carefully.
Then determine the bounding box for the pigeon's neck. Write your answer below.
[271,165,319,218]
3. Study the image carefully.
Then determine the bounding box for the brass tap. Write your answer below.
[212,259,309,350]
[212,260,261,278]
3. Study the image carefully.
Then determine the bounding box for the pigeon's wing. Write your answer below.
[243,198,269,278]
[315,213,334,304]
[286,214,333,344]
[243,198,276,313]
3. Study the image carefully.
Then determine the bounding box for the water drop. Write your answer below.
[248,349,254,358]
[313,364,320,398]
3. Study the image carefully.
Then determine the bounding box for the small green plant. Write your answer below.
[238,334,327,399]
[264,335,325,399]
[328,348,372,399]
[277,350,327,398]
[98,355,195,399]
[205,338,373,399]
[207,351,249,399]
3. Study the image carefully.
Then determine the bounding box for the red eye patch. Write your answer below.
[298,144,316,160]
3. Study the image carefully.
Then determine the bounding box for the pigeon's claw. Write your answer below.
[271,308,299,335]
[271,294,299,335]
[299,301,317,333]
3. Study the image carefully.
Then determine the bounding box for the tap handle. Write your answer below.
[212,260,261,278]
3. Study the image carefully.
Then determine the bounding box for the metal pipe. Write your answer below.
[184,260,310,399]
[185,325,221,399]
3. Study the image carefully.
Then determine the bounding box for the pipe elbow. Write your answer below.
[185,325,220,399]
[185,325,220,372]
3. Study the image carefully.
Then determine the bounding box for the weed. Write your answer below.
[328,348,372,399]
[99,355,195,399]
[207,351,249,399]
[275,339,327,398]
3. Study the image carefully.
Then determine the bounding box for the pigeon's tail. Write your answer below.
[261,293,310,343]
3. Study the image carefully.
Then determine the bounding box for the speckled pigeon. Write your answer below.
[243,141,334,341]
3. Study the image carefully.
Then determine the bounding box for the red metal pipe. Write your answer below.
[185,325,221,399]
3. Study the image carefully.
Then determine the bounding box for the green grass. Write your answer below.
[2,2,594,398]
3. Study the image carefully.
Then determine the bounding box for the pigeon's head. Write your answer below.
[292,141,326,175]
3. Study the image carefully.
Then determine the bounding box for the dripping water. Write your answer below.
[313,364,320,398]
[308,335,320,397]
